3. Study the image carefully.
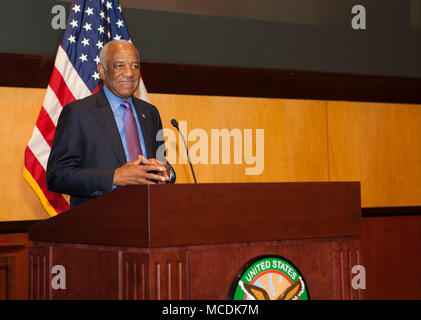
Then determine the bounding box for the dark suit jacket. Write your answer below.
[46,88,174,208]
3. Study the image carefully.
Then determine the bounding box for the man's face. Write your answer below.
[98,43,140,100]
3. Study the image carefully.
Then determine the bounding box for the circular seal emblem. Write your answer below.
[229,255,309,300]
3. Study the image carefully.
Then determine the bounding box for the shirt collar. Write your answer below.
[103,85,133,113]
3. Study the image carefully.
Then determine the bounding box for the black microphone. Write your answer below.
[171,119,197,184]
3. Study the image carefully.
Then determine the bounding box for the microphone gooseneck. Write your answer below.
[171,119,197,184]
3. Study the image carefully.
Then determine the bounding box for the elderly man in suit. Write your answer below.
[46,40,175,208]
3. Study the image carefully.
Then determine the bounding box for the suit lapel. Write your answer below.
[133,98,154,158]
[93,89,127,165]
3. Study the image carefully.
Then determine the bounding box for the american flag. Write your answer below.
[23,0,149,216]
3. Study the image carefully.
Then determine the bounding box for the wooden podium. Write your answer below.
[28,182,363,300]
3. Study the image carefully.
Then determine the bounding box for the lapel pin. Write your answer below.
[141,113,146,118]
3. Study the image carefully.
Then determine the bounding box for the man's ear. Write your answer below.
[98,63,106,81]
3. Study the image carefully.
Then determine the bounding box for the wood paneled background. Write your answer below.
[1,86,421,221]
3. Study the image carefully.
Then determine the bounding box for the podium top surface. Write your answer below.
[29,182,361,248]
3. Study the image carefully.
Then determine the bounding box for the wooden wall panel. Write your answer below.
[361,215,421,299]
[1,87,328,221]
[1,85,421,221]
[0,233,31,299]
[328,101,421,207]
[0,254,16,299]
[150,94,328,183]
[0,87,49,221]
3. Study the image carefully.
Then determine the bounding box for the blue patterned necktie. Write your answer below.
[121,101,142,161]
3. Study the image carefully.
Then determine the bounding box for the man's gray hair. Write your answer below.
[99,40,139,69]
